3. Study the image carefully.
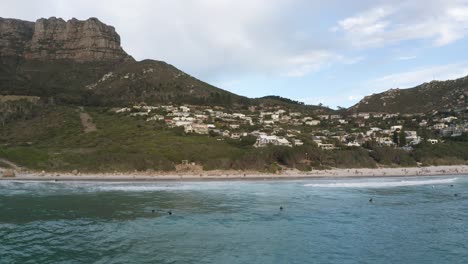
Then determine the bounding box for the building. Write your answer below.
[318,143,335,150]
[184,124,209,134]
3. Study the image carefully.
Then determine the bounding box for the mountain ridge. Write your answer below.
[350,76,468,114]
[0,16,334,113]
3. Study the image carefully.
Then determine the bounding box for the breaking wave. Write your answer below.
[304,178,458,188]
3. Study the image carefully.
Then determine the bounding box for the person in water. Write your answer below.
[369,198,373,203]
[280,206,284,210]
[168,211,172,215]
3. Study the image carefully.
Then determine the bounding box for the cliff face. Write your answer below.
[0,17,132,62]
[0,18,34,59]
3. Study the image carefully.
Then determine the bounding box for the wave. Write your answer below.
[0,180,236,193]
[93,184,195,192]
[304,178,458,188]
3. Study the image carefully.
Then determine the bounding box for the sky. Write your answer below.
[2,0,468,108]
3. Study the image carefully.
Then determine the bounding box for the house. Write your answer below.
[192,124,209,134]
[346,141,361,147]
[372,113,384,118]
[115,107,131,113]
[184,124,209,134]
[222,130,231,137]
[376,137,395,146]
[184,124,194,133]
[318,143,335,150]
[358,112,370,119]
[231,132,241,139]
[338,119,348,124]
[271,114,280,120]
[255,135,278,147]
[441,126,464,137]
[146,115,164,122]
[229,124,240,129]
[255,135,291,147]
[305,120,321,126]
[427,139,439,144]
[232,113,246,119]
[293,139,304,146]
[175,121,193,127]
[391,125,403,131]
[405,131,421,145]
[277,137,292,147]
[318,115,329,120]
[433,123,447,130]
[130,112,149,116]
[180,106,190,112]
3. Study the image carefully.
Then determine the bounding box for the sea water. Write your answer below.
[1,176,467,264]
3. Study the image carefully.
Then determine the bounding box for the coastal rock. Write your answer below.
[2,169,15,177]
[1,17,132,62]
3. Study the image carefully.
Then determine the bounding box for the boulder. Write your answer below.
[2,169,15,177]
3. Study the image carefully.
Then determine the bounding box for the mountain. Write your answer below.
[0,17,249,107]
[0,17,131,62]
[0,16,333,112]
[350,77,468,114]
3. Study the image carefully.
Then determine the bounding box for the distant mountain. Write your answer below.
[0,16,334,113]
[350,77,468,114]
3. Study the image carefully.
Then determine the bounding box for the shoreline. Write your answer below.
[1,165,467,182]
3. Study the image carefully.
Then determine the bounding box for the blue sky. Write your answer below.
[3,0,468,108]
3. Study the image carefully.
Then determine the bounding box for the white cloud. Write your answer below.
[347,95,363,101]
[396,56,417,61]
[366,63,468,91]
[334,1,468,48]
[283,51,341,77]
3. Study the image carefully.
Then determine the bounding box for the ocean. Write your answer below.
[1,176,467,264]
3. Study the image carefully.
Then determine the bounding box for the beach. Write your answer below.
[2,165,468,181]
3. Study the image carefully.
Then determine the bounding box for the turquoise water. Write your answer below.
[1,176,467,264]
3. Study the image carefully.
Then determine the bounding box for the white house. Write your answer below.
[318,143,335,150]
[305,120,321,126]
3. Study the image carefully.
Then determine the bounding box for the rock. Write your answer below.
[1,17,133,62]
[0,18,34,59]
[2,169,15,177]
[72,169,79,175]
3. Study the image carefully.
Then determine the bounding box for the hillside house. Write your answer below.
[318,143,335,150]
[376,137,395,146]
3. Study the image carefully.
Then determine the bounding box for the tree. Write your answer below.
[393,131,399,145]
[399,129,407,147]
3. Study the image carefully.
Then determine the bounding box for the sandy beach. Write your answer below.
[1,165,468,181]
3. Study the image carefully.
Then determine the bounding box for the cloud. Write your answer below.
[283,51,341,77]
[347,95,363,101]
[396,56,417,61]
[333,0,468,48]
[366,62,468,90]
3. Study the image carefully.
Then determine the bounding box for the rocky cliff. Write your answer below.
[0,18,34,59]
[0,17,132,62]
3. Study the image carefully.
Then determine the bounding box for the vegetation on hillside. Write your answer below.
[0,105,466,172]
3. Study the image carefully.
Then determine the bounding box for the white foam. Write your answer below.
[304,178,458,188]
[93,184,194,192]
